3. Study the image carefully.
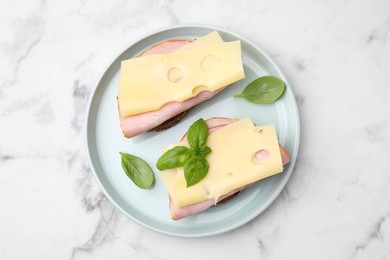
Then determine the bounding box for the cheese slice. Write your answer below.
[118,40,245,117]
[177,31,223,51]
[160,118,284,208]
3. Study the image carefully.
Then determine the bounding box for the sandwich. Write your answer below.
[159,117,290,220]
[117,31,245,138]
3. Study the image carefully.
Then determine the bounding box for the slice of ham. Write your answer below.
[119,39,224,138]
[119,90,223,138]
[140,39,191,56]
[180,117,237,140]
[169,117,291,220]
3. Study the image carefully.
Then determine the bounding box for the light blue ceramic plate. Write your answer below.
[85,24,300,237]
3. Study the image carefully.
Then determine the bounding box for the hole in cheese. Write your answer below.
[252,149,270,163]
[201,55,219,72]
[192,85,209,95]
[167,67,183,83]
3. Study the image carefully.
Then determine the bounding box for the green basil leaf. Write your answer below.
[184,156,209,187]
[156,118,212,188]
[156,146,191,170]
[187,118,208,149]
[197,145,212,157]
[120,152,154,189]
[235,76,286,104]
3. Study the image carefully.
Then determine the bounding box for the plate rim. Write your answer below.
[84,23,300,237]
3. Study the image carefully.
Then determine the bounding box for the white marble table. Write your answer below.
[1,0,389,259]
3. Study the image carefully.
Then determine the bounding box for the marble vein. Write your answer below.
[71,80,90,132]
[365,15,390,47]
[256,238,266,255]
[70,199,119,260]
[280,186,298,205]
[1,95,42,116]
[353,214,389,257]
[1,37,41,90]
[0,154,15,161]
[295,94,305,107]
[78,174,106,213]
[294,61,306,72]
[0,0,46,95]
[364,121,390,143]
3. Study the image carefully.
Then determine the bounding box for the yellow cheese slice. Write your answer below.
[177,31,223,51]
[118,41,245,117]
[160,118,284,207]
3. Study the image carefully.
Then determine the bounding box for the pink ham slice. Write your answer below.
[119,39,224,138]
[140,39,191,56]
[169,117,291,220]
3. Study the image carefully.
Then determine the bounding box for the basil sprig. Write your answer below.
[235,76,286,104]
[156,118,212,187]
[120,152,155,189]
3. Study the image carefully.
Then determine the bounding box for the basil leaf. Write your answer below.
[187,118,208,149]
[120,152,155,189]
[156,146,191,170]
[184,156,209,187]
[196,145,212,157]
[235,76,285,104]
[156,118,212,188]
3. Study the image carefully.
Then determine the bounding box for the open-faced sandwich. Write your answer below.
[157,117,290,220]
[117,32,245,138]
